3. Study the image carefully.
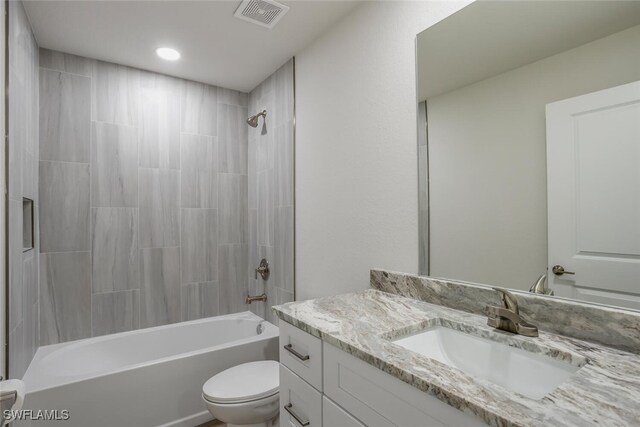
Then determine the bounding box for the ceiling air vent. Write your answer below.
[233,0,290,29]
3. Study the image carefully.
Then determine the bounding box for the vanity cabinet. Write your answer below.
[279,321,323,391]
[322,397,365,427]
[280,365,323,427]
[279,321,486,427]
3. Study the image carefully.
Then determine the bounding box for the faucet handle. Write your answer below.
[255,258,270,280]
[492,287,519,314]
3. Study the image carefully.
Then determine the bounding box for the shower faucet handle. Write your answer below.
[255,258,270,280]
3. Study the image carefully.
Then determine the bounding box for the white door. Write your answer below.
[546,80,640,310]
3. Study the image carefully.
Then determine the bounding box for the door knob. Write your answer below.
[552,265,575,276]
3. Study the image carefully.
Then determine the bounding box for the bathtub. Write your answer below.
[20,311,279,427]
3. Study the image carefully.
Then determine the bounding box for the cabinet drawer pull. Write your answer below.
[284,344,310,361]
[284,403,310,426]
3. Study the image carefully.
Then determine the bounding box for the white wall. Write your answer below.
[295,1,470,300]
[427,24,640,290]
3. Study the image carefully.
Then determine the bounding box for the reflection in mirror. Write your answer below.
[416,1,640,310]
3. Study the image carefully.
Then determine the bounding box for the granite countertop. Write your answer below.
[273,289,640,427]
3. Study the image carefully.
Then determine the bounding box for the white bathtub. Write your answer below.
[20,312,279,427]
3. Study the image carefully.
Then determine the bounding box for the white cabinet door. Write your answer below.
[280,365,322,427]
[546,80,640,309]
[322,397,365,427]
[280,321,323,391]
[323,343,486,427]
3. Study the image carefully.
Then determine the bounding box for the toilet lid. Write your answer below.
[203,360,279,404]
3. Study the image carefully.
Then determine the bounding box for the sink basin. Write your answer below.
[393,326,582,399]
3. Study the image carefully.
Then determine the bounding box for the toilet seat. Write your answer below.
[202,360,279,404]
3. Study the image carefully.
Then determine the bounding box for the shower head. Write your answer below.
[247,110,267,128]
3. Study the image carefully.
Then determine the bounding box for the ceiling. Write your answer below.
[23,0,361,93]
[417,1,640,100]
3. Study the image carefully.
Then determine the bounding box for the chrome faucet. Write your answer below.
[486,287,539,337]
[529,274,554,295]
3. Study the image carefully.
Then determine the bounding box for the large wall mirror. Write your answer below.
[417,0,640,310]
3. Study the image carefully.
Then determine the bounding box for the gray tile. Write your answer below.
[247,279,265,319]
[91,122,138,207]
[34,203,40,256]
[93,61,139,126]
[218,104,248,173]
[39,69,91,162]
[22,253,39,367]
[181,282,219,321]
[219,174,248,245]
[277,287,294,312]
[248,138,257,210]
[139,168,179,248]
[22,250,38,308]
[140,247,181,327]
[180,134,217,208]
[257,170,273,246]
[219,88,248,107]
[274,122,293,207]
[9,322,25,379]
[8,0,29,85]
[274,206,294,293]
[40,252,91,345]
[139,87,180,169]
[39,48,94,77]
[256,129,274,172]
[140,71,181,95]
[91,208,139,293]
[219,244,248,315]
[181,81,217,136]
[9,200,23,329]
[26,49,38,168]
[265,284,278,325]
[23,152,38,202]
[265,285,293,326]
[92,290,139,337]
[39,161,90,252]
[181,209,218,283]
[8,73,24,200]
[274,59,294,128]
[248,209,258,278]
[23,300,39,373]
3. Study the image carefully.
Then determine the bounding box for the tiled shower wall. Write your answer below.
[8,1,40,379]
[38,48,250,345]
[248,60,295,324]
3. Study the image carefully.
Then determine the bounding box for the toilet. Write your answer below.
[202,360,280,427]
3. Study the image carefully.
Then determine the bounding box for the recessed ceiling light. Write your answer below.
[156,47,180,61]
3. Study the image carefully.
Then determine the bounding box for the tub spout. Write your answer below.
[246,293,267,304]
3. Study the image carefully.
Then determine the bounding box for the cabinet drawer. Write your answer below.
[279,321,323,391]
[280,365,322,427]
[323,343,487,427]
[322,397,364,427]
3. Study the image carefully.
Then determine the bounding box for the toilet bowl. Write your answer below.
[202,360,280,427]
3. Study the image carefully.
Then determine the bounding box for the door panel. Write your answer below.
[546,80,640,308]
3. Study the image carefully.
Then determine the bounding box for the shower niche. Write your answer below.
[23,197,34,252]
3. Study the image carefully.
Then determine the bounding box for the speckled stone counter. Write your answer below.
[371,269,640,353]
[273,290,640,427]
